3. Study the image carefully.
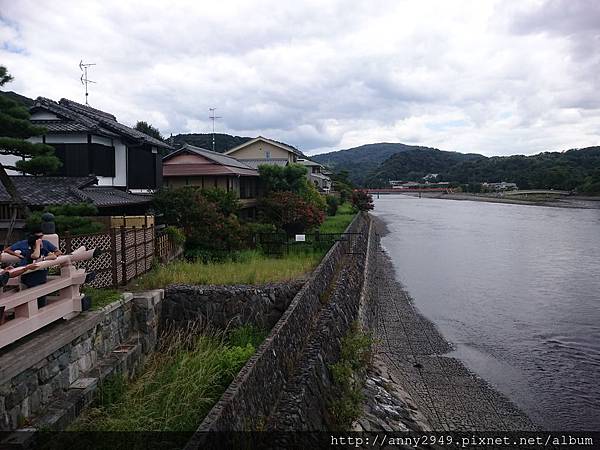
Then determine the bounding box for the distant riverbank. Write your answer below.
[388,191,600,209]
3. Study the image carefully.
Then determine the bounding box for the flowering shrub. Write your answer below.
[259,191,324,235]
[154,187,246,257]
[351,190,374,211]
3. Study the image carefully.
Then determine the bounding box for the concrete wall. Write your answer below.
[0,290,163,431]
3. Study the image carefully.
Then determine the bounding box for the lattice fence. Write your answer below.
[60,226,178,288]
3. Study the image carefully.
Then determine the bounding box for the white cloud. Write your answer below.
[1,0,599,156]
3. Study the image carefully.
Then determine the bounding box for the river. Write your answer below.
[373,195,600,431]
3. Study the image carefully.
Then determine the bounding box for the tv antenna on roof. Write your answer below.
[208,107,222,152]
[79,60,96,105]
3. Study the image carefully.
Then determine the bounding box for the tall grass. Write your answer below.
[319,202,356,234]
[130,250,320,290]
[69,323,265,432]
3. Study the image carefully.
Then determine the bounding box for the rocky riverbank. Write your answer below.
[408,192,600,209]
[355,216,537,433]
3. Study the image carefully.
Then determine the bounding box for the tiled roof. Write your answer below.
[298,158,324,168]
[30,97,172,149]
[82,187,153,207]
[0,176,151,208]
[32,119,93,133]
[163,144,259,177]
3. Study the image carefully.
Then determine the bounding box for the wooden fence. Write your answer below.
[60,226,180,289]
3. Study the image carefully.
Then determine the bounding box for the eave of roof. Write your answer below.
[224,136,303,157]
[163,164,258,177]
[165,144,257,171]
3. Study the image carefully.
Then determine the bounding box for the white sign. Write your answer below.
[295,234,306,242]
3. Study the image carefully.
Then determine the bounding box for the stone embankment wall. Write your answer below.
[267,217,378,431]
[162,281,304,330]
[187,212,378,444]
[0,290,163,431]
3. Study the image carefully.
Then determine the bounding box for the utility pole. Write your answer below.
[79,60,96,105]
[208,107,222,152]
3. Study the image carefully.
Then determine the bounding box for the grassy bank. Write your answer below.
[130,249,320,290]
[319,203,356,234]
[82,287,122,310]
[69,324,266,432]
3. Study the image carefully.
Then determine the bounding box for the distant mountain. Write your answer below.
[314,141,600,192]
[364,148,484,187]
[0,90,34,107]
[170,133,306,157]
[312,143,442,185]
[441,146,600,192]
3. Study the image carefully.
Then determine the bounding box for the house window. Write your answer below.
[265,150,271,159]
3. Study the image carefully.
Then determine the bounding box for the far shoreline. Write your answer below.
[373,191,600,209]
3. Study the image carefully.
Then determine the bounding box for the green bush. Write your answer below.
[328,322,373,430]
[326,195,339,216]
[164,226,185,246]
[154,187,247,257]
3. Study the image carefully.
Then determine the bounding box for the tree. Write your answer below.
[26,203,104,235]
[0,66,62,217]
[0,67,13,86]
[134,121,164,141]
[153,186,247,256]
[258,163,308,194]
[258,163,326,211]
[259,191,324,235]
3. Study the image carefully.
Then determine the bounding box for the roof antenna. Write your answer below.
[79,60,96,105]
[208,107,222,152]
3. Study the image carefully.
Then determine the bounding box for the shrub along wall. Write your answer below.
[186,212,376,444]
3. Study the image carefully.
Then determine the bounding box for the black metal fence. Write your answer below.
[257,232,365,255]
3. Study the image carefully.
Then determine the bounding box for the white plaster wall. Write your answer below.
[0,155,25,175]
[45,134,87,144]
[91,135,113,146]
[30,111,60,120]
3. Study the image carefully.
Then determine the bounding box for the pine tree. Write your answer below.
[0,66,61,217]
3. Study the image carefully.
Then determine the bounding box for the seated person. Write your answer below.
[3,229,62,307]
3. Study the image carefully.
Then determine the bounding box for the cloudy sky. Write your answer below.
[1,0,599,156]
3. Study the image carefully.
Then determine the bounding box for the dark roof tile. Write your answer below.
[30,97,171,149]
[0,176,151,208]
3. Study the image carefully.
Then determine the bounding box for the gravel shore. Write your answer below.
[356,216,537,432]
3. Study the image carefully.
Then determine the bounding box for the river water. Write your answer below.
[373,196,600,431]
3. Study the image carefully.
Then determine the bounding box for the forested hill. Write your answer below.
[170,133,253,153]
[312,142,443,185]
[360,145,600,193]
[0,90,34,107]
[442,147,600,192]
[364,148,484,187]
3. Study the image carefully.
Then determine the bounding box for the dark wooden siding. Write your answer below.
[90,143,115,176]
[50,142,115,177]
[127,145,159,189]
